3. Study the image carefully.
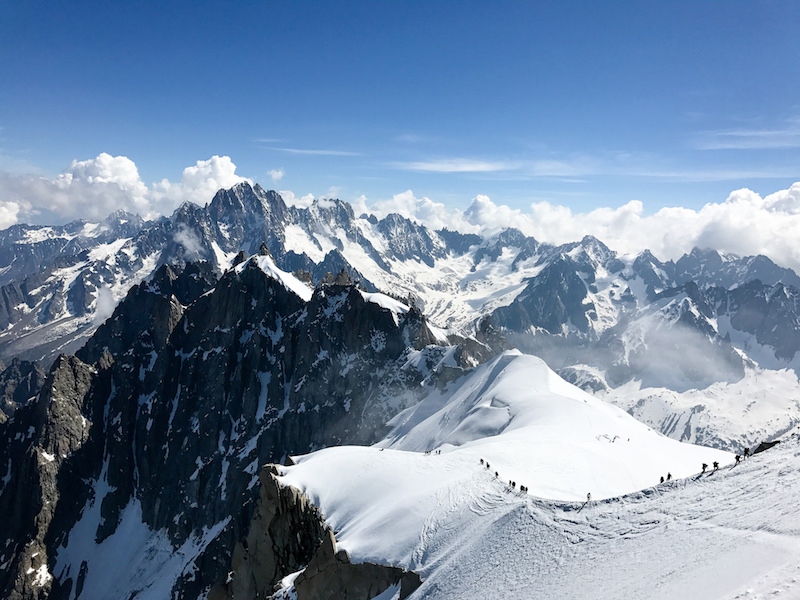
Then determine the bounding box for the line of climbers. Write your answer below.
[661,446,753,486]
[479,458,529,494]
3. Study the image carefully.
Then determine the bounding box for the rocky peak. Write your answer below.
[375,214,445,267]
[474,228,538,267]
[491,254,594,335]
[208,182,288,225]
[308,197,356,225]
[436,228,482,255]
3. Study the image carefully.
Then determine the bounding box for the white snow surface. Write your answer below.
[55,461,229,600]
[358,290,409,315]
[239,254,314,302]
[279,377,800,599]
[276,351,763,599]
[604,368,800,450]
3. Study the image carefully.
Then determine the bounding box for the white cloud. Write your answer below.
[0,153,249,226]
[0,200,21,229]
[173,224,205,259]
[695,118,800,150]
[461,186,800,273]
[152,155,249,214]
[268,168,284,182]
[3,151,800,276]
[278,189,316,209]
[366,190,478,232]
[353,182,800,274]
[268,147,361,156]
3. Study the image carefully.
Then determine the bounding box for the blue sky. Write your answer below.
[1,0,800,218]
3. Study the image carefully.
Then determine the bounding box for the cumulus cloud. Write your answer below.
[0,153,153,222]
[0,199,22,229]
[367,190,478,232]
[353,182,800,274]
[4,151,800,275]
[151,155,249,214]
[278,189,316,209]
[268,168,284,182]
[0,153,248,226]
[465,185,800,273]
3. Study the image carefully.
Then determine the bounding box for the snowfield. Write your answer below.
[603,368,800,451]
[271,352,800,599]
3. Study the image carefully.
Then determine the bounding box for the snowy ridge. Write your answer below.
[279,351,734,590]
[280,377,800,599]
[3,182,800,396]
[239,254,314,302]
[285,351,730,503]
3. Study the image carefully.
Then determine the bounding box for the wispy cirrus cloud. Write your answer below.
[266,147,362,156]
[695,117,800,150]
[394,133,441,144]
[395,158,520,173]
[393,151,796,183]
[632,167,800,182]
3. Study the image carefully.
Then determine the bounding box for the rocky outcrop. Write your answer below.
[0,359,46,423]
[213,465,421,600]
[214,464,328,599]
[290,531,421,600]
[0,255,459,599]
[0,354,104,600]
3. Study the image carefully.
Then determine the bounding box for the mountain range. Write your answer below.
[1,182,799,599]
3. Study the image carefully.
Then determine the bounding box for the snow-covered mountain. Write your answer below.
[278,417,800,600]
[0,251,473,599]
[1,182,799,402]
[4,181,800,446]
[2,182,800,599]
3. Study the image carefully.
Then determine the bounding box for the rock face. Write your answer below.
[290,530,421,600]
[0,354,105,600]
[484,235,800,390]
[4,182,800,598]
[2,181,800,389]
[0,256,458,599]
[217,465,329,600]
[214,465,422,600]
[0,359,46,424]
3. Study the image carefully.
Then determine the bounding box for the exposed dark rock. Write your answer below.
[492,255,594,335]
[436,228,481,255]
[290,529,421,600]
[217,464,329,599]
[232,250,248,267]
[0,354,102,600]
[0,359,46,423]
[216,465,421,600]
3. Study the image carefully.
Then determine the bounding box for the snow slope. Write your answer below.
[604,368,800,451]
[278,358,800,598]
[378,351,729,500]
[276,352,764,598]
